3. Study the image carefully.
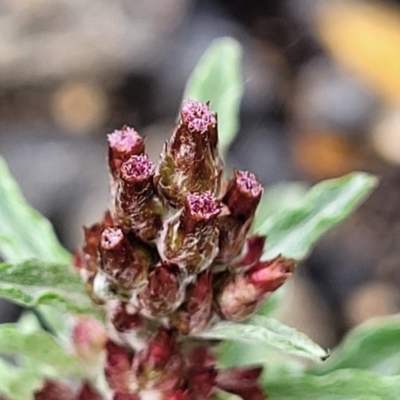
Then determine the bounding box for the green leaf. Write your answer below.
[312,315,400,377]
[0,155,71,263]
[0,323,82,377]
[266,369,400,400]
[253,182,309,233]
[0,358,42,400]
[0,260,96,315]
[184,37,243,155]
[256,172,377,260]
[197,315,328,362]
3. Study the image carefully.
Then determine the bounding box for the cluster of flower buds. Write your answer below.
[75,99,295,400]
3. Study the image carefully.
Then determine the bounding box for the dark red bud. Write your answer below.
[132,328,184,391]
[216,367,264,400]
[216,214,252,264]
[82,212,114,274]
[99,227,150,291]
[187,367,217,400]
[138,264,182,317]
[111,302,144,333]
[216,171,262,264]
[223,170,262,220]
[171,271,213,334]
[34,381,74,400]
[115,155,163,240]
[216,256,295,321]
[240,236,266,266]
[249,256,295,292]
[105,340,133,393]
[108,127,145,178]
[113,394,140,400]
[185,346,215,369]
[77,383,102,400]
[163,390,191,400]
[99,227,128,277]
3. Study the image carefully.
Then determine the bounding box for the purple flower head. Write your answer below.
[186,192,220,222]
[120,155,154,184]
[181,100,216,134]
[108,127,144,178]
[223,170,262,220]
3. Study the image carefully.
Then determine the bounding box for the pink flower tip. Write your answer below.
[181,99,216,134]
[235,170,262,198]
[108,127,141,152]
[121,155,154,182]
[101,227,124,250]
[186,192,220,220]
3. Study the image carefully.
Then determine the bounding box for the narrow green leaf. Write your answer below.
[312,315,400,377]
[0,260,96,315]
[0,358,42,400]
[184,37,243,155]
[0,324,82,377]
[256,172,377,260]
[197,315,328,362]
[266,369,400,400]
[0,155,71,263]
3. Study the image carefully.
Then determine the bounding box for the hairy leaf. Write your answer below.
[0,260,96,315]
[266,369,400,400]
[0,358,42,400]
[253,182,309,233]
[256,172,377,260]
[313,315,400,376]
[0,156,71,263]
[0,323,82,377]
[198,315,328,362]
[184,37,243,155]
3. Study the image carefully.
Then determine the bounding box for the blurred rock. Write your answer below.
[277,275,337,349]
[0,0,190,87]
[345,282,400,327]
[371,105,400,166]
[294,57,380,134]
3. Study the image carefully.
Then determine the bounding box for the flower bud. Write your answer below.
[138,264,183,317]
[132,328,184,391]
[215,256,295,321]
[115,155,163,241]
[111,302,144,333]
[239,236,266,267]
[217,171,262,264]
[113,394,140,400]
[161,192,220,274]
[80,212,114,304]
[163,390,191,400]
[82,212,114,276]
[99,227,151,291]
[108,127,144,179]
[216,367,264,400]
[170,271,213,334]
[185,347,216,400]
[156,100,222,206]
[249,256,295,292]
[34,381,74,400]
[73,317,107,364]
[105,340,134,394]
[77,383,102,400]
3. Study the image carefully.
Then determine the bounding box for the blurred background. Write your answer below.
[1,0,400,349]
